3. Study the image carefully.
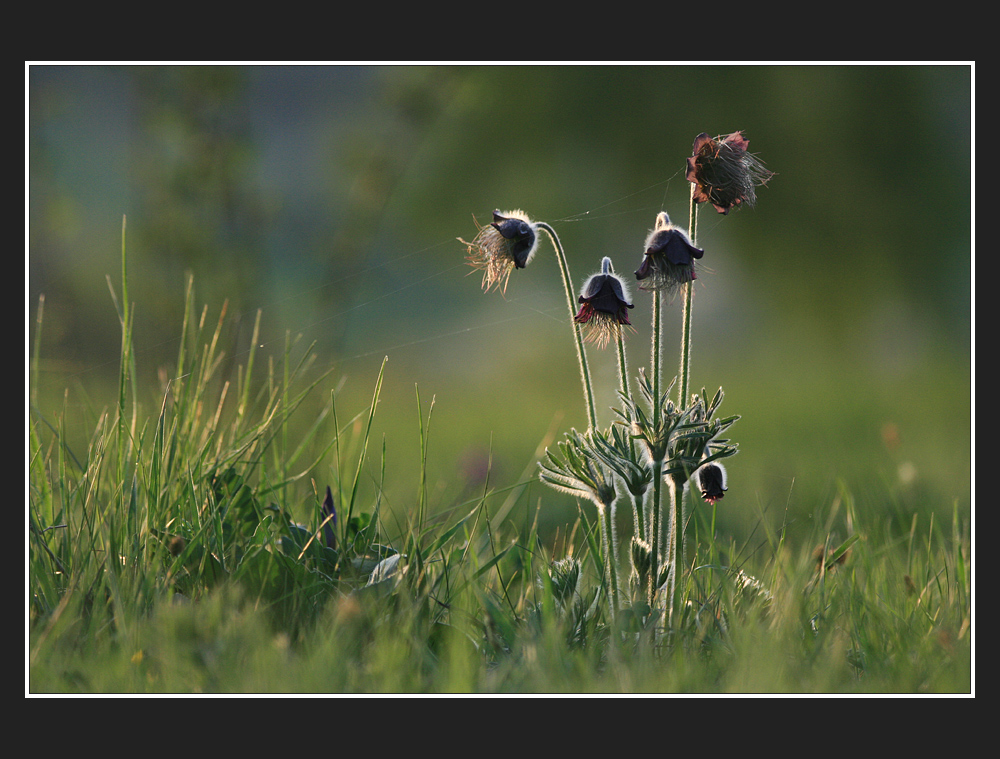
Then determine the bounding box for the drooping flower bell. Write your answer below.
[574,257,635,348]
[459,209,539,294]
[694,462,727,505]
[635,212,703,292]
[686,131,773,215]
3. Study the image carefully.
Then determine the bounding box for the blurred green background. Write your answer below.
[27,64,972,545]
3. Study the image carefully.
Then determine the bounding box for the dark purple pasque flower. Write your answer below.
[574,257,635,348]
[459,209,539,294]
[635,211,703,292]
[695,462,727,505]
[686,131,773,215]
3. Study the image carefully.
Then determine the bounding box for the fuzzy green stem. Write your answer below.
[609,501,621,592]
[652,289,662,407]
[537,222,598,432]
[666,184,701,628]
[646,457,663,611]
[678,285,693,408]
[667,475,685,627]
[646,287,663,589]
[679,184,699,408]
[616,331,631,409]
[631,496,644,544]
[600,502,620,622]
[616,333,644,539]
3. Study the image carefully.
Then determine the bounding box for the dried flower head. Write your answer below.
[635,212,703,292]
[574,257,635,348]
[694,462,727,504]
[459,209,539,294]
[686,131,773,215]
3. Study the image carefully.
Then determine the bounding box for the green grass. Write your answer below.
[27,239,972,695]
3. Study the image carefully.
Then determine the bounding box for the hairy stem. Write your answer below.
[667,475,685,628]
[652,288,662,407]
[666,183,701,629]
[600,502,620,622]
[647,288,663,596]
[647,457,663,612]
[616,331,630,409]
[537,222,597,431]
[678,183,699,408]
[617,333,644,539]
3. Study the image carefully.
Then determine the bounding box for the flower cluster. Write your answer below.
[460,129,772,630]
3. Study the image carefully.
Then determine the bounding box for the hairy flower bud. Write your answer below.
[694,462,728,504]
[459,209,539,294]
[574,257,635,347]
[635,211,703,292]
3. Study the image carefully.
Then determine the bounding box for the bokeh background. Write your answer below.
[27,64,972,546]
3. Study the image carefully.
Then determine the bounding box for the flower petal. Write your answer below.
[692,132,714,155]
[647,229,704,264]
[721,131,750,153]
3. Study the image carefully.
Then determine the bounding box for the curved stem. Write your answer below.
[537,222,597,432]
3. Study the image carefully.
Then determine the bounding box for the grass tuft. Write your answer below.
[28,229,971,694]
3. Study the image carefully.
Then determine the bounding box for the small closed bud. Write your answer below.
[630,536,652,586]
[545,557,583,607]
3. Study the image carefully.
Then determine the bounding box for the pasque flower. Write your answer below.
[686,131,773,215]
[694,462,727,505]
[574,257,635,348]
[635,211,703,292]
[459,209,539,294]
